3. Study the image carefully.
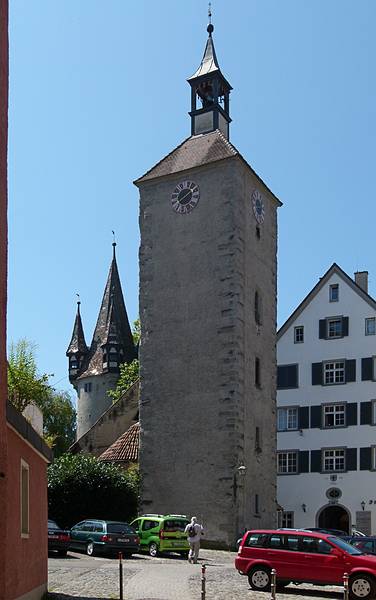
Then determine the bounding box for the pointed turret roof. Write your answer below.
[66,302,88,356]
[187,22,232,89]
[77,243,136,379]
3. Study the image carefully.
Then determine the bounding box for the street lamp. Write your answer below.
[301,503,307,513]
[361,501,366,511]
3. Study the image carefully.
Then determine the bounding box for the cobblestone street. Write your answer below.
[48,549,344,600]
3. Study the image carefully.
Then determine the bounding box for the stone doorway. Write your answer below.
[317,504,350,534]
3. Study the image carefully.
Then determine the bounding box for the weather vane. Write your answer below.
[76,293,80,306]
[112,230,116,244]
[208,2,212,24]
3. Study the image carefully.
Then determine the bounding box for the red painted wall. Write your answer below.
[0,1,9,598]
[5,427,48,600]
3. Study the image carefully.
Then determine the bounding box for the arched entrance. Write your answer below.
[317,504,350,534]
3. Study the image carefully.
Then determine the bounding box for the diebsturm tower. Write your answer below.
[67,243,137,439]
[135,18,281,545]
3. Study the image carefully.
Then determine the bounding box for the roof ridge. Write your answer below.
[134,135,192,185]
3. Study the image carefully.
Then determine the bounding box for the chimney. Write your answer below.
[354,271,368,294]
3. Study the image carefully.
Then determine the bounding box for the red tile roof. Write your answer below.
[98,421,140,463]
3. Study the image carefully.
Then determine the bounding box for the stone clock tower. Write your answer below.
[134,21,281,546]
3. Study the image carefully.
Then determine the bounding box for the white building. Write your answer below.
[277,264,376,535]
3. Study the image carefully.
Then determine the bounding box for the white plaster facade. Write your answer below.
[277,265,376,535]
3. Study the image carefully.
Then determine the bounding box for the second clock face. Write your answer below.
[171,180,200,214]
[252,189,265,224]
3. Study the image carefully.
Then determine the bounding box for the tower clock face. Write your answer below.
[252,189,265,224]
[171,180,200,214]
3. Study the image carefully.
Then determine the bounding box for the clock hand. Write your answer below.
[179,190,192,203]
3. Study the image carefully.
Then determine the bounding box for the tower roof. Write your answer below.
[187,22,232,89]
[66,302,88,356]
[77,243,136,379]
[134,130,282,207]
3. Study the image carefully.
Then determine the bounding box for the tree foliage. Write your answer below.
[108,359,139,402]
[8,339,51,412]
[108,319,140,402]
[42,391,76,457]
[7,339,76,457]
[48,453,139,528]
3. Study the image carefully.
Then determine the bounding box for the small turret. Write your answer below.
[187,10,232,139]
[66,299,88,381]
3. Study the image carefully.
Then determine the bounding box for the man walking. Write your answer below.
[185,516,204,564]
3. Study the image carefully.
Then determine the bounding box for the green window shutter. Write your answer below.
[319,320,326,339]
[310,450,321,472]
[298,407,309,429]
[312,363,323,385]
[346,448,357,471]
[346,403,358,426]
[277,365,298,389]
[310,405,321,428]
[345,359,356,383]
[342,316,349,336]
[362,357,373,381]
[360,401,372,425]
[360,447,372,471]
[299,451,309,473]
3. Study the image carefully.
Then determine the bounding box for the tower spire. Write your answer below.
[66,295,89,380]
[187,13,232,139]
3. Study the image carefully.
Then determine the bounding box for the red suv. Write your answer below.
[235,529,376,599]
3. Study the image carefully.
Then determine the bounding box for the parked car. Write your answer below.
[69,519,140,557]
[48,519,70,557]
[348,537,376,555]
[130,514,189,557]
[235,529,376,599]
[303,527,347,537]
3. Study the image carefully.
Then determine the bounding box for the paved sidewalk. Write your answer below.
[48,549,344,600]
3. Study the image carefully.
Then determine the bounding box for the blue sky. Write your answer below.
[8,1,376,396]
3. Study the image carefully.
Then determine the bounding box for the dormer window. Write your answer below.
[70,358,78,370]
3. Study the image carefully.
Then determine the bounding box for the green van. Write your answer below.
[130,514,189,557]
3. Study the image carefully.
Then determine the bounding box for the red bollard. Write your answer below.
[201,564,206,600]
[119,552,123,600]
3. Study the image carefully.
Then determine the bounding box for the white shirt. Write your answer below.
[185,522,203,542]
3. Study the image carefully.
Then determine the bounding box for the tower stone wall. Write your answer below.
[137,155,278,545]
[75,373,120,439]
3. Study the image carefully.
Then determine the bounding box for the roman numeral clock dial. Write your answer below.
[252,189,265,224]
[171,180,200,214]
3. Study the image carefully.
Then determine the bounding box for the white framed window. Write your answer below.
[329,284,339,302]
[277,407,298,431]
[323,404,345,428]
[20,459,29,537]
[277,451,298,474]
[281,511,294,528]
[365,318,376,336]
[294,326,304,343]
[324,361,345,385]
[323,448,345,472]
[327,318,342,338]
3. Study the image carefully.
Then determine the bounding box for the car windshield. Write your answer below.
[328,537,364,555]
[107,523,134,534]
[48,520,59,529]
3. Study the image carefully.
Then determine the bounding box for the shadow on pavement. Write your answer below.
[272,587,342,599]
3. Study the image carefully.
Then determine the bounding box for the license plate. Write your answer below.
[172,541,182,546]
[117,538,130,543]
[48,534,59,539]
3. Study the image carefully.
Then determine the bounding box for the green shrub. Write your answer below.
[48,453,139,528]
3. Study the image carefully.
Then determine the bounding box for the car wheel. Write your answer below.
[124,553,133,558]
[86,541,95,557]
[149,542,159,557]
[350,575,375,599]
[248,566,271,591]
[180,551,189,559]
[57,549,67,557]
